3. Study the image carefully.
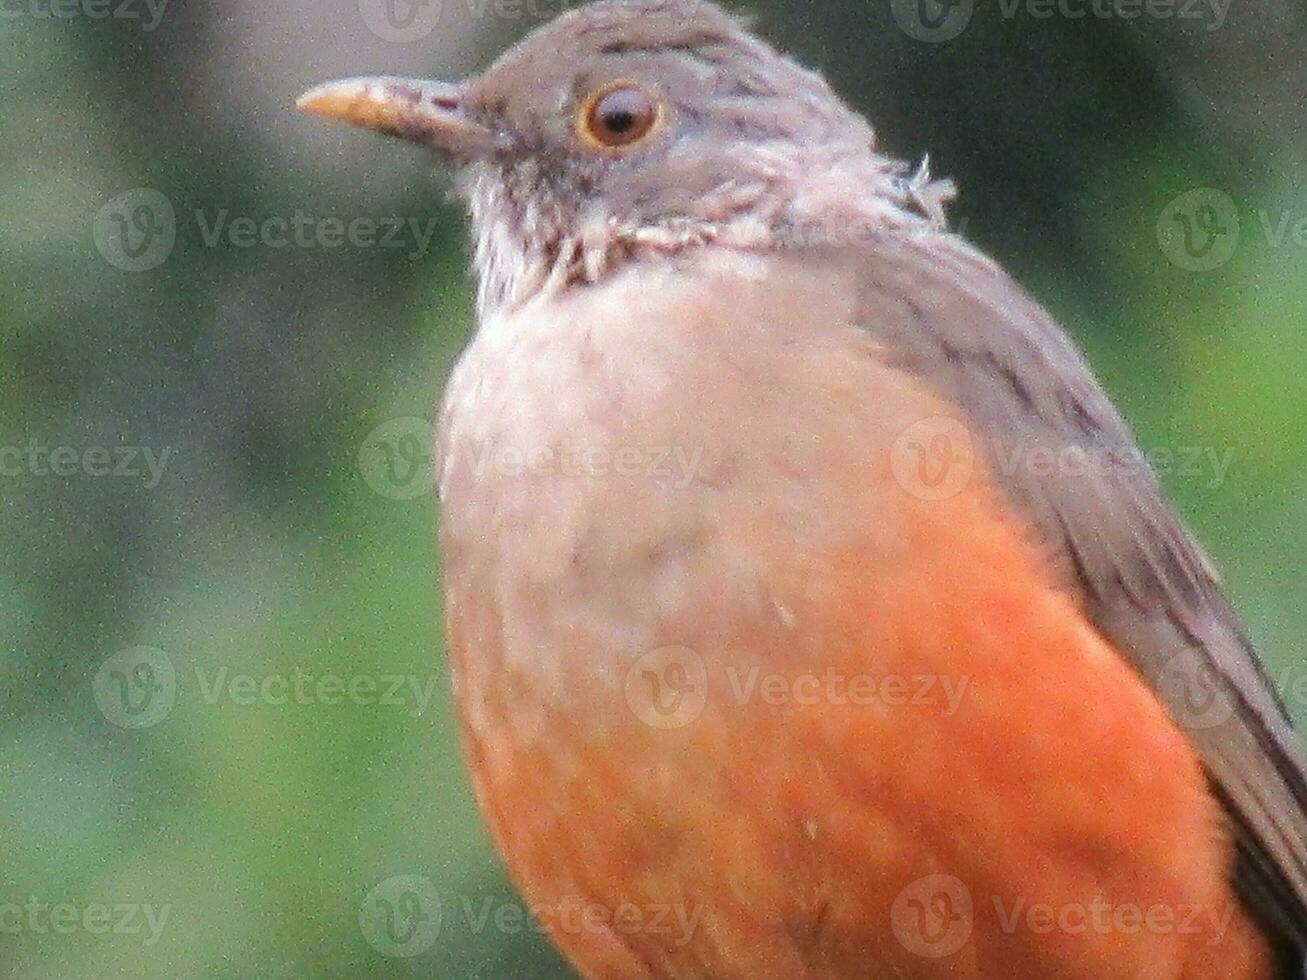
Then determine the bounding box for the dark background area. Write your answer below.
[2,0,1305,976]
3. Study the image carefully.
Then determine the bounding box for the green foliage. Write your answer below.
[1,4,1303,977]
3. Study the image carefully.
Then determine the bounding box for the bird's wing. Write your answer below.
[837,231,1307,959]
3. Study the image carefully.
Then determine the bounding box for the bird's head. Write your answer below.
[299,0,952,315]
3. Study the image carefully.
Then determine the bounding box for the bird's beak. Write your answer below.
[296,76,504,159]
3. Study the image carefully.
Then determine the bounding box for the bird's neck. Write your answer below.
[461,165,732,322]
[460,151,955,322]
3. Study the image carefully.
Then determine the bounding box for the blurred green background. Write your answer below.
[2,0,1305,977]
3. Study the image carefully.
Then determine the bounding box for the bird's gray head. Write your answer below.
[300,0,952,316]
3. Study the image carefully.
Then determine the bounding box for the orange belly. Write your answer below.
[438,262,1275,980]
[445,464,1274,979]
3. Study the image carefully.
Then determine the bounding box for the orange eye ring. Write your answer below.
[576,82,662,151]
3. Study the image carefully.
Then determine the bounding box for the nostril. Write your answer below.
[427,89,463,111]
[379,80,461,113]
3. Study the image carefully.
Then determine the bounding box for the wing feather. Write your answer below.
[834,232,1307,961]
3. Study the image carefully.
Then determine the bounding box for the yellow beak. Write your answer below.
[296,76,504,158]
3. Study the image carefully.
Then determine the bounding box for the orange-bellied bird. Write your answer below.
[299,2,1307,976]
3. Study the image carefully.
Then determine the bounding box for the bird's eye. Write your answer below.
[577,83,661,150]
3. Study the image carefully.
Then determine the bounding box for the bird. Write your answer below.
[298,2,1307,976]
